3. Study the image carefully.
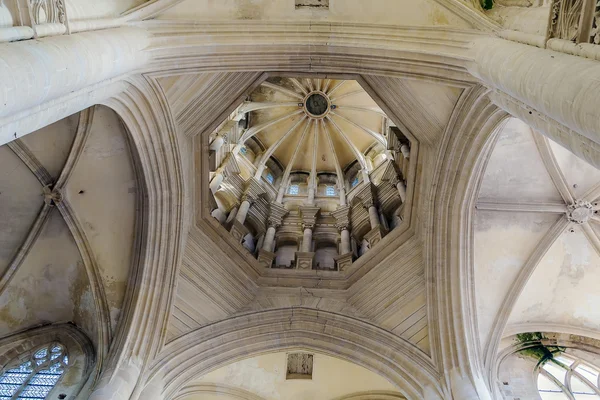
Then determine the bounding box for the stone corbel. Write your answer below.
[229,220,250,243]
[295,252,315,270]
[257,249,276,268]
[364,224,386,248]
[298,206,320,227]
[268,202,288,227]
[331,205,351,231]
[334,252,353,272]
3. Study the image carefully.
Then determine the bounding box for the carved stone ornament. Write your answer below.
[42,185,62,206]
[567,200,594,224]
[295,252,315,270]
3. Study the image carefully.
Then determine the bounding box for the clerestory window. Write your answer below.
[325,186,336,196]
[351,177,359,188]
[537,354,600,399]
[266,173,274,184]
[0,343,69,399]
[289,184,299,195]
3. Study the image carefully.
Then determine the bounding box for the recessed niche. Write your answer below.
[286,353,314,380]
[295,0,329,9]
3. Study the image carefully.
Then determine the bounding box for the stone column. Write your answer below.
[366,199,380,229]
[469,36,600,168]
[301,224,313,252]
[209,135,225,152]
[257,202,288,268]
[363,197,385,250]
[332,205,353,271]
[229,194,253,244]
[0,27,151,145]
[296,206,320,270]
[340,228,352,255]
[391,176,407,203]
[236,194,253,224]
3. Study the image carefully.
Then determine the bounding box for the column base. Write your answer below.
[295,252,315,270]
[364,225,387,249]
[334,252,353,272]
[229,220,249,243]
[257,249,276,268]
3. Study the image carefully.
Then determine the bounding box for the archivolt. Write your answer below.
[145,308,445,400]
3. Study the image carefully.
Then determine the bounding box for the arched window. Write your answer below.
[0,343,69,399]
[351,177,360,188]
[538,354,600,399]
[325,185,336,196]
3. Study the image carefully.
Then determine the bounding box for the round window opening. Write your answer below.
[305,93,329,117]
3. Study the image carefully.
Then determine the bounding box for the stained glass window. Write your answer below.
[351,177,360,188]
[289,184,299,195]
[240,147,248,155]
[0,343,68,399]
[538,354,600,399]
[325,186,335,196]
[266,173,274,184]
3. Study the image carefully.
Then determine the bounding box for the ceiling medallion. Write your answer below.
[567,200,594,224]
[303,91,331,119]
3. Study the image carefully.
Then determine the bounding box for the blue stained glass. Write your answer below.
[0,342,68,399]
[240,147,247,155]
[351,177,359,187]
[326,186,335,196]
[266,173,274,184]
[289,185,299,195]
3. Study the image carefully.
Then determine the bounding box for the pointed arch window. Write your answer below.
[537,354,600,399]
[0,343,69,399]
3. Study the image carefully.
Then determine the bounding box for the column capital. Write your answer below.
[268,202,288,227]
[299,206,320,229]
[332,205,351,232]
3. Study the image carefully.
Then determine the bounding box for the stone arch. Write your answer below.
[425,85,510,397]
[87,74,185,398]
[144,308,445,400]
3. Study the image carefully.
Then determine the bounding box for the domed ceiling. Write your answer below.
[240,77,389,175]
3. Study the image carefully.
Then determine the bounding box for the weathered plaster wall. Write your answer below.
[507,225,600,332]
[474,211,560,347]
[157,0,473,28]
[0,209,97,345]
[189,351,402,400]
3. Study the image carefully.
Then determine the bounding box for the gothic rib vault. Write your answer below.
[3,0,600,399]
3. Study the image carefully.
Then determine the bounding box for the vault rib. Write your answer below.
[330,89,363,102]
[55,108,95,189]
[335,105,388,118]
[582,223,600,258]
[7,139,53,187]
[533,132,575,205]
[326,80,346,97]
[56,199,111,374]
[260,81,304,100]
[254,116,307,179]
[289,78,308,96]
[326,116,368,171]
[475,200,568,213]
[483,216,571,372]
[240,109,304,143]
[0,204,52,296]
[330,111,387,146]
[238,101,299,113]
